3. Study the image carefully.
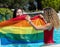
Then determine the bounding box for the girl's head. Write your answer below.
[43,7,60,28]
[13,8,23,18]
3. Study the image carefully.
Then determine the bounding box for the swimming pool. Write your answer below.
[54,28,60,44]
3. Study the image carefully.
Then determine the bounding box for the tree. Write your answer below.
[41,0,60,12]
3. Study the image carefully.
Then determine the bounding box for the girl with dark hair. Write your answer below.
[0,8,27,27]
[13,8,23,18]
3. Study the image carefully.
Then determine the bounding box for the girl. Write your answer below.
[25,7,60,44]
[0,8,27,27]
[13,8,23,18]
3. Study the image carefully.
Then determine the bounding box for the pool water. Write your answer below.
[54,28,60,44]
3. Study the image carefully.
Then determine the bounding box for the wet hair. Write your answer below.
[13,8,23,18]
[43,7,60,28]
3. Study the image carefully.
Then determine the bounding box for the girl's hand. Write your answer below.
[39,14,47,23]
[25,15,31,21]
[39,14,44,19]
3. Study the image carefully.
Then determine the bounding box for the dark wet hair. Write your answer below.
[13,8,23,18]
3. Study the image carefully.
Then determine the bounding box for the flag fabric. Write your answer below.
[0,15,45,47]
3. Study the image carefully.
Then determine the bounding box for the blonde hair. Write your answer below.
[43,7,60,28]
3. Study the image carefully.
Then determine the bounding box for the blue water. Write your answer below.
[53,28,60,44]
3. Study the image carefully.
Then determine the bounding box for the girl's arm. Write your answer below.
[26,15,52,30]
[28,20,51,30]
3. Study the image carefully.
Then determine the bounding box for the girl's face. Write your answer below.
[16,9,23,16]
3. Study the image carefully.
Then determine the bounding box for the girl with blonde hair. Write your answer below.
[26,7,60,44]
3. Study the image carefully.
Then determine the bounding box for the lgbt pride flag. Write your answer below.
[0,15,45,47]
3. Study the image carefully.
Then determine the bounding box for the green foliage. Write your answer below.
[41,0,60,12]
[0,8,13,22]
[13,0,28,8]
[0,0,29,9]
[0,0,60,12]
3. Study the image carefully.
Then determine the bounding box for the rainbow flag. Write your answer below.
[0,15,45,47]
